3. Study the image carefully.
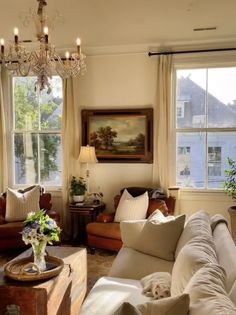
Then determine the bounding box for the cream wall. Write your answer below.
[51,52,234,228]
[77,52,157,211]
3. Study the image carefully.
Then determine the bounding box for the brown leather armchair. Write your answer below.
[86,187,176,253]
[0,188,60,250]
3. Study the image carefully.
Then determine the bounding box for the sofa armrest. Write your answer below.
[96,212,115,223]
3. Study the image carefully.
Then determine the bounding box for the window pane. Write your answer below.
[13,77,39,130]
[176,69,206,128]
[13,76,62,187]
[207,132,236,188]
[14,133,38,184]
[208,68,236,128]
[176,132,206,188]
[40,76,63,130]
[40,134,62,186]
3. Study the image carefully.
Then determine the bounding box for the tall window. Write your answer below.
[176,67,236,189]
[12,76,63,187]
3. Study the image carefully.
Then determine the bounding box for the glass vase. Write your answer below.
[31,240,47,271]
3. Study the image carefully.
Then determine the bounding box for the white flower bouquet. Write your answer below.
[22,210,61,271]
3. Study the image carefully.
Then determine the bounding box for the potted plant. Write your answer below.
[223,157,236,243]
[223,157,236,210]
[70,176,87,203]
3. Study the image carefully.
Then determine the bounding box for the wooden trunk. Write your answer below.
[0,246,87,315]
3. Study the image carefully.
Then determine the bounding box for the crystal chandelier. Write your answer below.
[0,0,86,94]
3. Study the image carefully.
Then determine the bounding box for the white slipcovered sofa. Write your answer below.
[80,210,236,315]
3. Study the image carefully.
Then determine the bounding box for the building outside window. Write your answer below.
[12,76,63,187]
[176,67,236,189]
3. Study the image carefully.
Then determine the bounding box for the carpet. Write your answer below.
[0,247,116,293]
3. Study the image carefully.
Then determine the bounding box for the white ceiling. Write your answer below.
[1,0,236,54]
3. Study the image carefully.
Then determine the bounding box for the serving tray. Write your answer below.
[4,255,64,282]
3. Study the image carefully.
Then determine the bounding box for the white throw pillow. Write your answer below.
[184,263,236,315]
[5,186,40,222]
[122,210,185,261]
[114,189,149,222]
[171,235,217,296]
[114,294,190,315]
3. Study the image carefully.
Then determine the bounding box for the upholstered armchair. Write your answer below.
[0,187,60,250]
[86,187,176,253]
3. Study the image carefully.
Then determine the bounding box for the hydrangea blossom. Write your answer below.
[22,210,61,246]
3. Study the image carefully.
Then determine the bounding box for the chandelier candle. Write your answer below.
[77,38,81,55]
[43,26,49,44]
[0,39,4,55]
[14,27,19,45]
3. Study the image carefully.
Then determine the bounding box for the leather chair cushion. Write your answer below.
[87,222,121,240]
[0,221,24,239]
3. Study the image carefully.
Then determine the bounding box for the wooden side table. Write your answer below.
[69,202,106,245]
[0,246,87,315]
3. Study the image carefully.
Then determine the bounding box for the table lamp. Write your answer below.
[78,145,98,194]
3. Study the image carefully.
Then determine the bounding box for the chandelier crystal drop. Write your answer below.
[0,0,86,93]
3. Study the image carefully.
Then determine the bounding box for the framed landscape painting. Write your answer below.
[81,108,153,163]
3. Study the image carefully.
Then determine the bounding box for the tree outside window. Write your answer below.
[13,76,62,186]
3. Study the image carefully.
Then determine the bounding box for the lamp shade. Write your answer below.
[78,146,98,163]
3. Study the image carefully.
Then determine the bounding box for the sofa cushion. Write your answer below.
[87,222,121,240]
[5,186,40,222]
[109,247,174,280]
[114,294,190,315]
[171,234,217,296]
[114,190,149,222]
[175,210,211,258]
[121,210,185,261]
[184,263,236,315]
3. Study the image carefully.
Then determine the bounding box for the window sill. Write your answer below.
[179,188,232,201]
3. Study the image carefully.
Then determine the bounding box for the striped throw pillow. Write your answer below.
[5,186,40,222]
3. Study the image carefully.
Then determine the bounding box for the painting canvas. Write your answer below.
[82,109,153,163]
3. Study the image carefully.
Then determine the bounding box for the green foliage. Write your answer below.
[223,157,236,200]
[127,133,145,149]
[90,126,117,150]
[14,77,62,183]
[70,176,87,196]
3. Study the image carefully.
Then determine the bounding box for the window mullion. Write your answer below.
[205,69,209,188]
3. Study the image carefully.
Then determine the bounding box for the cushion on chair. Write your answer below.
[5,186,40,222]
[87,222,121,240]
[114,189,149,222]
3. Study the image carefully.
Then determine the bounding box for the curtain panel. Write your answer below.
[0,68,8,192]
[152,55,174,193]
[62,77,81,236]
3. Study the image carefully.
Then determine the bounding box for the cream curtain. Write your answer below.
[0,68,8,192]
[62,77,81,235]
[152,55,173,192]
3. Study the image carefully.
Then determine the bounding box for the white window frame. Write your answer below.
[172,53,236,192]
[10,75,63,190]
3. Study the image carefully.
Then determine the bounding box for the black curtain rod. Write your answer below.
[148,47,236,56]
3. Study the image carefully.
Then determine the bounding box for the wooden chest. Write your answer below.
[0,246,87,315]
